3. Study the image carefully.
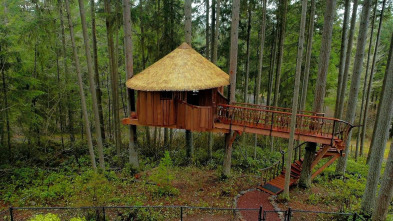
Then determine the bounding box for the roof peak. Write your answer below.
[178,42,192,49]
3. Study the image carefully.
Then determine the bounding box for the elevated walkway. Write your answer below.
[214,103,352,195]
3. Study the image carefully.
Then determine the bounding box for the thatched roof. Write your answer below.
[126,43,229,91]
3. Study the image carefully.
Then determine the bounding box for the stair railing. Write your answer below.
[260,142,308,185]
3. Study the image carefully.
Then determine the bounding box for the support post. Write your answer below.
[102,207,106,221]
[258,206,263,221]
[9,207,13,221]
[287,207,292,221]
[180,206,183,221]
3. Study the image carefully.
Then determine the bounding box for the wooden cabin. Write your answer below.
[123,43,229,132]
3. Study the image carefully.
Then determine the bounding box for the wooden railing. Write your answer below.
[260,142,308,185]
[233,102,325,116]
[261,159,282,185]
[216,104,353,146]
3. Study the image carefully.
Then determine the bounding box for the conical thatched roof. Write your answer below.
[126,43,229,91]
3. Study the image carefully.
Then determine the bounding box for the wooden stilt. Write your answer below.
[311,145,330,169]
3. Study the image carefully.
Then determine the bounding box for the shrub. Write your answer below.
[29,213,61,221]
[149,151,179,196]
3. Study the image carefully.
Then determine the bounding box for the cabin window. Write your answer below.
[187,90,199,106]
[160,91,173,100]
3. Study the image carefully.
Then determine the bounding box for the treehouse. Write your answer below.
[122,42,229,132]
[122,42,354,195]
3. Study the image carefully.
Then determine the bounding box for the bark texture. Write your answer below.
[336,0,372,175]
[273,0,288,107]
[65,0,97,171]
[284,0,307,197]
[361,31,393,216]
[299,0,315,112]
[372,139,393,221]
[123,0,139,168]
[299,0,336,188]
[335,0,359,120]
[104,0,121,157]
[364,0,387,164]
[223,0,240,177]
[334,0,350,118]
[184,0,194,163]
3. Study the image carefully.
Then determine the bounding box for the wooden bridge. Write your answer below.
[214,103,353,195]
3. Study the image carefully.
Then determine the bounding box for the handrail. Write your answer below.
[260,142,308,185]
[218,103,351,123]
[232,102,325,116]
[216,104,353,149]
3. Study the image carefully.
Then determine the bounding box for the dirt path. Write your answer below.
[237,189,281,221]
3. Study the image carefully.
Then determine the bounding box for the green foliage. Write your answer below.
[148,151,179,197]
[29,213,61,221]
[313,158,368,212]
[72,170,114,206]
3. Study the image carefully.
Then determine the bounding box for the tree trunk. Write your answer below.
[91,0,105,141]
[372,138,393,221]
[361,31,393,216]
[185,0,192,45]
[104,0,121,158]
[284,0,307,197]
[334,0,351,118]
[1,48,11,162]
[355,1,378,160]
[267,23,277,107]
[299,0,315,112]
[59,0,75,143]
[364,0,386,164]
[184,0,194,163]
[254,0,267,154]
[299,0,336,188]
[335,0,372,175]
[65,0,97,171]
[335,0,359,120]
[78,0,105,171]
[206,0,210,59]
[138,0,151,149]
[209,0,220,157]
[273,0,288,107]
[212,0,220,64]
[211,0,216,60]
[243,0,252,103]
[123,0,139,168]
[223,0,240,178]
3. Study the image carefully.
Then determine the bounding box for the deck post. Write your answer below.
[287,207,292,221]
[258,206,263,221]
[9,207,13,221]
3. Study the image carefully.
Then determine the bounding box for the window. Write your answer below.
[160,91,173,100]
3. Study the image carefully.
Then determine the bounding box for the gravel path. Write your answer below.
[237,189,281,221]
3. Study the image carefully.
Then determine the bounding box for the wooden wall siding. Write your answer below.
[137,91,175,126]
[137,90,221,131]
[217,90,228,105]
[177,102,213,131]
[198,89,213,106]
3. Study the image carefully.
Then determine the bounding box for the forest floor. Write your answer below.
[1,158,385,220]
